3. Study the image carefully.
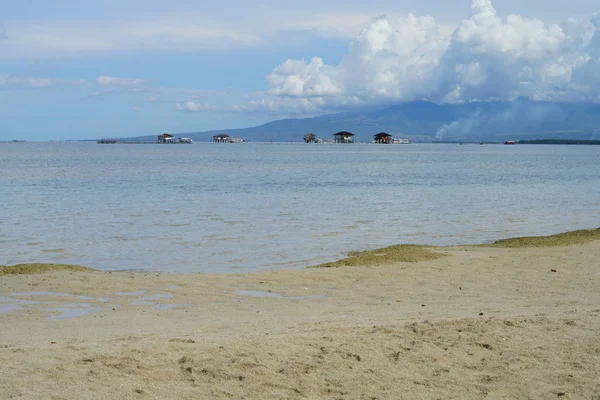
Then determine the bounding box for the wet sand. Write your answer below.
[1,233,600,399]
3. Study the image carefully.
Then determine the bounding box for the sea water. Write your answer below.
[1,142,599,273]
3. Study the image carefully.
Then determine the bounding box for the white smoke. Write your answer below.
[435,100,565,140]
[259,0,600,114]
[435,111,481,140]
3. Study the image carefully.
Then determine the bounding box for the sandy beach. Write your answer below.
[2,231,600,399]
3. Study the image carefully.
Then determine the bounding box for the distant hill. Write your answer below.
[123,99,600,142]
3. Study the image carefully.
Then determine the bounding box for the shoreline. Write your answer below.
[2,228,600,399]
[3,228,599,275]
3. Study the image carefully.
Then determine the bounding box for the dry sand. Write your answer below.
[1,233,600,399]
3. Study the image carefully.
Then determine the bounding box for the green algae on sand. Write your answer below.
[0,263,95,276]
[314,245,445,268]
[489,228,600,248]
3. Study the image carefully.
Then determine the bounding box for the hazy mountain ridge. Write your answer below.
[125,99,600,142]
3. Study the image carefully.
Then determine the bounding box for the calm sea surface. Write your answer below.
[1,142,599,273]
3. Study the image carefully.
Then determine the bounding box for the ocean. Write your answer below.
[1,142,599,273]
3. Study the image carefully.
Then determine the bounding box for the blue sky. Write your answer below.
[1,0,599,140]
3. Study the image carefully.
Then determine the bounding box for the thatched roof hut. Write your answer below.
[304,133,317,143]
[158,133,175,143]
[333,131,355,143]
[374,132,393,144]
[213,134,230,142]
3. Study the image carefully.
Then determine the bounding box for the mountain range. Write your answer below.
[126,99,600,142]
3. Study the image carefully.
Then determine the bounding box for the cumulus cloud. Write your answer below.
[253,0,600,114]
[0,75,85,89]
[267,57,343,97]
[96,76,146,87]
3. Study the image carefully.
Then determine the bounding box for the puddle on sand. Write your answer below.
[116,290,147,296]
[49,303,103,320]
[237,290,282,298]
[154,304,192,310]
[131,293,175,306]
[131,300,153,306]
[236,290,327,300]
[140,293,174,301]
[0,296,40,305]
[0,303,22,314]
[11,292,112,302]
[13,291,75,297]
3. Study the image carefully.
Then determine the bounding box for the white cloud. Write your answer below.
[278,13,375,38]
[0,75,85,89]
[189,90,218,99]
[175,101,216,112]
[250,0,600,114]
[267,58,343,97]
[88,89,114,97]
[1,18,264,57]
[96,76,146,87]
[277,13,459,39]
[147,96,159,102]
[0,10,455,58]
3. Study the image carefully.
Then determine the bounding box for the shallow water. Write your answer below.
[236,290,283,298]
[0,290,186,318]
[236,290,328,300]
[116,291,147,296]
[50,303,103,320]
[1,142,599,273]
[11,292,112,302]
[0,303,22,314]
[154,304,191,310]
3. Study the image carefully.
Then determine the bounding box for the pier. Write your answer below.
[96,140,186,144]
[98,134,193,144]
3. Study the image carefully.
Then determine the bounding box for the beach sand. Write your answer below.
[1,232,600,399]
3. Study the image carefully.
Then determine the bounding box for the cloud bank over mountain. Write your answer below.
[252,0,600,114]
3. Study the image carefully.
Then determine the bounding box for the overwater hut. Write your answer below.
[213,134,230,143]
[333,131,355,143]
[304,133,317,143]
[374,132,393,144]
[158,133,175,143]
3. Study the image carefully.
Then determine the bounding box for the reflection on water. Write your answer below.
[1,142,599,273]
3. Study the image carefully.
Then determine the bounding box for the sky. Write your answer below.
[0,0,599,140]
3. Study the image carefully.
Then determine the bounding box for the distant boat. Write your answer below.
[504,141,517,145]
[392,138,411,144]
[178,137,193,144]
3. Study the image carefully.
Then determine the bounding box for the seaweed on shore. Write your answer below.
[0,263,95,275]
[489,228,600,248]
[313,245,445,268]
